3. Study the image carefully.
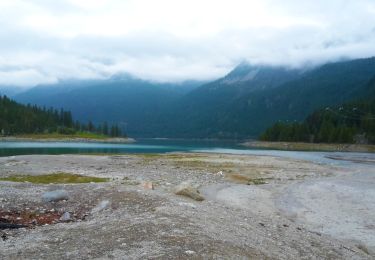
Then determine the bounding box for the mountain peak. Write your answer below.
[219,63,303,89]
[109,72,139,82]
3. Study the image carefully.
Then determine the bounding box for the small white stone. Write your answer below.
[91,200,110,214]
[185,250,196,255]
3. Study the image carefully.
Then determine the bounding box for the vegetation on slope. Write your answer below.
[260,78,375,144]
[160,57,375,138]
[0,95,124,138]
[9,57,375,139]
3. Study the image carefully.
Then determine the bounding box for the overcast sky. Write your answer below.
[1,0,375,87]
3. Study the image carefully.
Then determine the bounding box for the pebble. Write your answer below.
[185,250,196,255]
[91,200,110,214]
[60,212,71,222]
[142,181,154,190]
[178,202,197,209]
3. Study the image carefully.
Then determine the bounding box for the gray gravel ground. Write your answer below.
[0,153,374,259]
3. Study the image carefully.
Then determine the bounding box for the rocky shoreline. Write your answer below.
[243,140,375,153]
[0,152,374,259]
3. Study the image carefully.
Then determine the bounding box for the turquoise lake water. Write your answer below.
[0,139,374,167]
[0,139,245,156]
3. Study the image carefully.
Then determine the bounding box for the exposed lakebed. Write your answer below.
[1,140,375,258]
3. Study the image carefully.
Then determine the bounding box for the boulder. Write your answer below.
[42,190,69,203]
[174,182,204,201]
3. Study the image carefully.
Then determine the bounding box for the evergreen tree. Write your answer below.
[260,97,375,144]
[103,122,109,135]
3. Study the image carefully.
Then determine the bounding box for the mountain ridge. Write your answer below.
[10,57,375,138]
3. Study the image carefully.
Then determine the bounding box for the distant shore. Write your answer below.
[243,140,375,153]
[0,135,136,144]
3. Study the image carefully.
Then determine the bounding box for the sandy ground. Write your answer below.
[0,152,374,259]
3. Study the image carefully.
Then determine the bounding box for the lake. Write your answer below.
[0,139,374,167]
[0,139,245,157]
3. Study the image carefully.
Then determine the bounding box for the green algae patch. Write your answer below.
[0,172,109,184]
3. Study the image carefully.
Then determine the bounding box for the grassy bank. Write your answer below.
[243,141,375,153]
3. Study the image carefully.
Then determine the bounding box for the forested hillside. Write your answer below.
[260,77,375,144]
[0,95,74,135]
[13,76,202,137]
[0,95,123,137]
[11,57,375,139]
[167,57,375,138]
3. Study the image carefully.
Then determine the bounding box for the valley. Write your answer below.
[1,1,375,259]
[7,57,375,139]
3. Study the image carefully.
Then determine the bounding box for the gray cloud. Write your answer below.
[1,0,375,87]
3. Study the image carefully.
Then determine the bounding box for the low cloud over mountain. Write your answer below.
[1,0,375,87]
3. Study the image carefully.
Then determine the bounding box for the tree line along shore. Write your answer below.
[0,95,125,140]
